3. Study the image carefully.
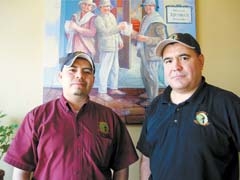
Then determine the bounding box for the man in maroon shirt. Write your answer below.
[4,51,138,180]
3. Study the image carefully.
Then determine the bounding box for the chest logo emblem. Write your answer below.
[194,111,209,126]
[98,121,109,134]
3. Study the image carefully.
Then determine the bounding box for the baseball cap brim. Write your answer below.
[155,39,195,57]
[60,52,95,74]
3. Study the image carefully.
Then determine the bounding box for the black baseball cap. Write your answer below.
[155,33,201,57]
[59,51,95,74]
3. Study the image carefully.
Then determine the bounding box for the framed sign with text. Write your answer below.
[166,5,192,24]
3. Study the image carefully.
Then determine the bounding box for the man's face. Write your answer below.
[144,5,155,15]
[162,43,204,93]
[81,3,93,13]
[59,58,95,99]
[100,5,111,14]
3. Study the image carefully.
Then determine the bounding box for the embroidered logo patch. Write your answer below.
[98,121,109,134]
[170,34,178,40]
[194,111,209,126]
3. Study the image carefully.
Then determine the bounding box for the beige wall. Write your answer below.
[0,0,239,179]
[197,0,240,94]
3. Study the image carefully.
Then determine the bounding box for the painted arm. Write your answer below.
[140,154,151,180]
[112,167,129,180]
[69,18,96,37]
[12,167,31,180]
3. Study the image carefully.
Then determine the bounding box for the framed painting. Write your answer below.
[43,0,196,124]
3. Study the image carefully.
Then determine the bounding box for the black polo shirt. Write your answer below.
[137,77,240,180]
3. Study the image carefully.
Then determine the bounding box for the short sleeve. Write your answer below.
[4,111,37,171]
[110,116,139,170]
[225,93,240,150]
[136,116,151,157]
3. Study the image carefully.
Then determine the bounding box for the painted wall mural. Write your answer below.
[43,0,196,123]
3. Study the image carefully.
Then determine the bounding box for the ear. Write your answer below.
[58,72,63,83]
[198,54,204,70]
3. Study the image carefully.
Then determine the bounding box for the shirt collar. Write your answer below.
[162,76,206,104]
[59,94,90,112]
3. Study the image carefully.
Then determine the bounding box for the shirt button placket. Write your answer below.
[173,107,181,124]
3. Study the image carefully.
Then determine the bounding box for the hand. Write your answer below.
[119,42,124,49]
[131,30,138,39]
[69,21,77,30]
[118,22,127,31]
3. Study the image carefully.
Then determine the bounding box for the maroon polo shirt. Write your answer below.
[4,95,138,180]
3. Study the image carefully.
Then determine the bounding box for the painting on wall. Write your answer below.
[43,0,196,124]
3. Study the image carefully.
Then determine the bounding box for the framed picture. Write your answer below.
[166,5,193,24]
[43,0,196,124]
